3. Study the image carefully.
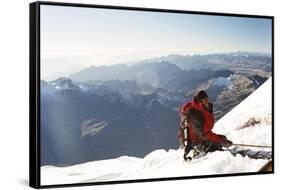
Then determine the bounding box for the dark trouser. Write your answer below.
[183,139,223,161]
[193,141,223,153]
[183,141,222,159]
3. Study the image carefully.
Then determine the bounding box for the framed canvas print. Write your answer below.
[29,1,274,189]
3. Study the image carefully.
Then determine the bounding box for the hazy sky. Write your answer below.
[40,5,272,80]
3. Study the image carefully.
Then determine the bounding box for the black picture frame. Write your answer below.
[30,1,274,189]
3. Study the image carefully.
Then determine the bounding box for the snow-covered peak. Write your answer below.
[50,77,79,90]
[41,78,81,94]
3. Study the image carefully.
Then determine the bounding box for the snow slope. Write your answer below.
[41,78,272,186]
[214,77,272,146]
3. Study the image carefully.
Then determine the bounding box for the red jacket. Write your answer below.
[180,97,222,143]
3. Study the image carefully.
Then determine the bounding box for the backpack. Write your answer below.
[178,103,192,148]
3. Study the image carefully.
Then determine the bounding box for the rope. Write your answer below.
[232,143,272,148]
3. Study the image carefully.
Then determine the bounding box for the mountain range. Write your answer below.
[41,52,271,166]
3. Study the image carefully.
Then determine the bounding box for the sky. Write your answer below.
[40,4,272,80]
